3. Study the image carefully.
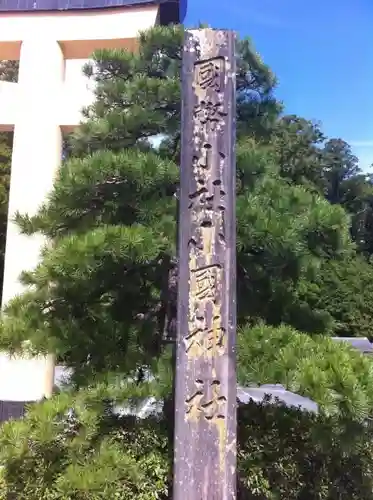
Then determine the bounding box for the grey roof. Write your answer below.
[331,337,373,354]
[237,384,318,413]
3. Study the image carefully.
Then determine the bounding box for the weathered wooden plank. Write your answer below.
[173,28,237,500]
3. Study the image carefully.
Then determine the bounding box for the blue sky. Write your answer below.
[185,0,373,171]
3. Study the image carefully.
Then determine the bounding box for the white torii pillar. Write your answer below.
[0,4,160,406]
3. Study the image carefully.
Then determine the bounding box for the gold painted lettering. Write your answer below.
[184,321,226,357]
[191,264,219,301]
[185,379,226,422]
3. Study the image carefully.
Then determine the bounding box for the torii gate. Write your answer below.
[0,0,180,416]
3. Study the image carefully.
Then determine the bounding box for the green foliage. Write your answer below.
[0,137,356,376]
[15,148,178,239]
[1,393,372,500]
[237,403,373,500]
[0,389,170,500]
[300,256,373,338]
[1,26,356,380]
[237,323,373,419]
[236,138,353,333]
[2,23,373,499]
[0,222,172,384]
[268,115,325,191]
[323,138,361,205]
[235,38,282,139]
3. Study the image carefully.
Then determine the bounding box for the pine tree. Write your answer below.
[0,22,372,413]
[1,25,373,498]
[0,26,286,378]
[269,114,326,191]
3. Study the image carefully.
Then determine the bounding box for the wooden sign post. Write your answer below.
[173,29,237,499]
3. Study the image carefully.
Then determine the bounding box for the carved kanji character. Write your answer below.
[194,99,227,131]
[185,380,227,421]
[192,265,219,301]
[195,58,224,91]
[184,322,226,357]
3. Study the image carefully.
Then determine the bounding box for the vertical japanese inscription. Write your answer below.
[174,29,237,500]
[187,54,227,362]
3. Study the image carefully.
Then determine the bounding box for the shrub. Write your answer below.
[0,391,169,500]
[0,392,373,499]
[237,401,373,499]
[238,323,373,419]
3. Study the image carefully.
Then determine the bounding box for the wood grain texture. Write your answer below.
[173,28,237,500]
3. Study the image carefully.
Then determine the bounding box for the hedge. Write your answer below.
[0,394,372,499]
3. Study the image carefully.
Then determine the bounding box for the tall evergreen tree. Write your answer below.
[0,26,357,382]
[269,114,325,191]
[321,138,373,254]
